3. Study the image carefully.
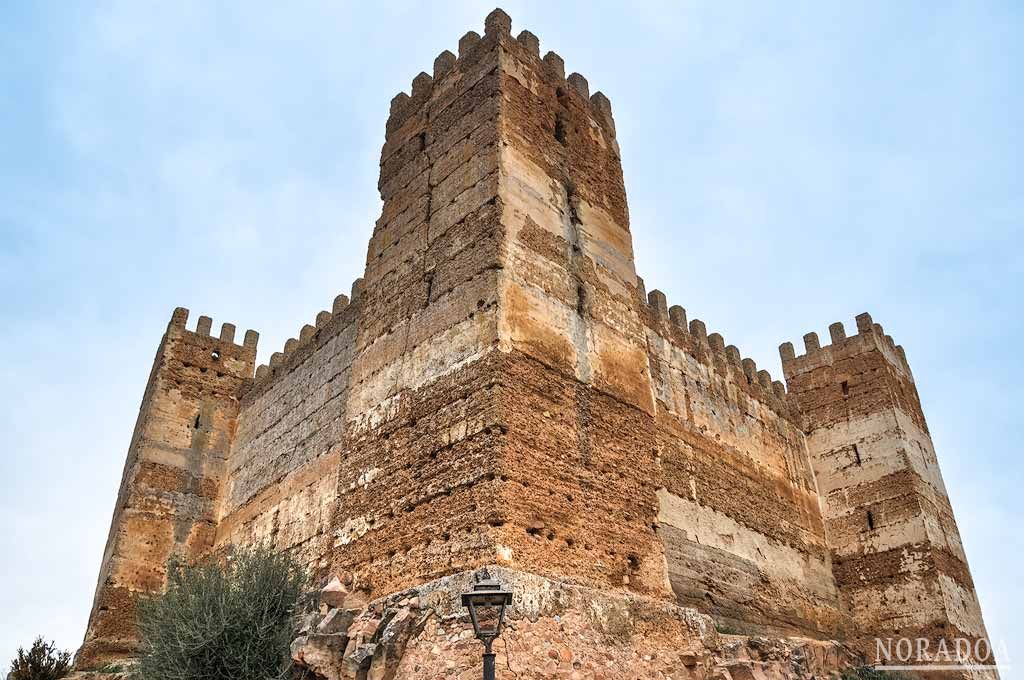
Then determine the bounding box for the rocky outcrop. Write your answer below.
[290,568,863,680]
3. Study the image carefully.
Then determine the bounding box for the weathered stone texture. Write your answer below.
[782,318,992,669]
[642,303,846,637]
[76,9,993,678]
[215,303,358,569]
[77,311,257,668]
[290,567,863,680]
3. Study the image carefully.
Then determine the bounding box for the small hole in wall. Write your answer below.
[526,527,542,537]
[211,350,221,361]
[627,554,640,570]
[853,444,862,466]
[841,381,850,397]
[193,414,201,430]
[866,510,875,530]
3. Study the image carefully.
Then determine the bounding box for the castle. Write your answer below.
[76,10,993,678]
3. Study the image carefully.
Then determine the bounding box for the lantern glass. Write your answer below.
[461,579,513,642]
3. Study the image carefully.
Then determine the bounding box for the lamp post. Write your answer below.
[461,577,513,680]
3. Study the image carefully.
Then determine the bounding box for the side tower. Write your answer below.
[77,310,257,668]
[781,315,990,661]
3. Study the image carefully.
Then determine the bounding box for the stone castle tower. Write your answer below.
[76,10,993,678]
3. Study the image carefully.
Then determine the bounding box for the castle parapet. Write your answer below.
[779,312,912,382]
[167,307,259,361]
[641,287,791,415]
[384,7,617,158]
[250,284,363,391]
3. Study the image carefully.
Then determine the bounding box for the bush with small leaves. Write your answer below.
[8,637,71,680]
[840,666,912,680]
[135,546,307,680]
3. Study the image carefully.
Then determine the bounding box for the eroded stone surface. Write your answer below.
[290,568,861,680]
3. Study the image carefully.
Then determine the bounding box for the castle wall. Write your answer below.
[639,294,847,636]
[213,296,359,570]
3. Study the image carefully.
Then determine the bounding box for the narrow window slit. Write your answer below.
[424,273,434,308]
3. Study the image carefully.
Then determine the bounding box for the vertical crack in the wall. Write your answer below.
[176,399,214,549]
[561,181,592,385]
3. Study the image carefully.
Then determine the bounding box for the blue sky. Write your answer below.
[1,0,1020,672]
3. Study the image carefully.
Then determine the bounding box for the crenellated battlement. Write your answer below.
[250,278,365,387]
[779,312,913,382]
[167,307,259,353]
[641,285,792,415]
[383,8,617,151]
[163,309,260,391]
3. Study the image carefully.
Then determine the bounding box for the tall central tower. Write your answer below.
[324,8,669,599]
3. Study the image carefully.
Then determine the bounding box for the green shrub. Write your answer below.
[135,546,307,680]
[8,637,71,680]
[840,666,911,680]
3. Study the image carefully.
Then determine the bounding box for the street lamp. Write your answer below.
[461,577,513,680]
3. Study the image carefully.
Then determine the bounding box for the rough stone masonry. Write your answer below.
[73,9,995,679]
